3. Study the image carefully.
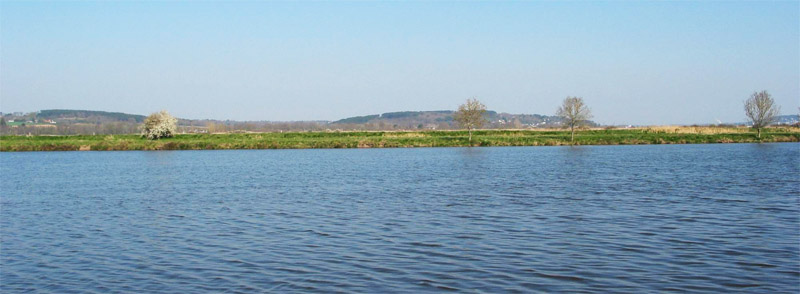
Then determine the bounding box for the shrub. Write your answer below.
[141,110,177,140]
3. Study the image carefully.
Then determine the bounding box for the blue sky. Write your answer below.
[1,1,797,125]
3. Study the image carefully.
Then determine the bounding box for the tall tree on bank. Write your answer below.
[744,90,780,139]
[556,96,592,143]
[453,98,487,144]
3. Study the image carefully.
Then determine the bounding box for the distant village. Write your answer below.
[2,112,58,127]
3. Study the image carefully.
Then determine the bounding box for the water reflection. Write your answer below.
[560,145,592,157]
[142,151,179,189]
[143,150,177,166]
[458,146,486,157]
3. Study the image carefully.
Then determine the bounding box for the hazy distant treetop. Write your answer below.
[454,99,487,128]
[557,97,592,122]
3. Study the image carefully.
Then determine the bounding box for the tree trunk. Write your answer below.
[757,128,761,139]
[468,128,473,145]
[570,125,575,143]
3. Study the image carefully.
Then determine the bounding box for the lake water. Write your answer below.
[1,143,798,293]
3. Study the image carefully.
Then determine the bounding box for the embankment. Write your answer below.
[1,127,798,151]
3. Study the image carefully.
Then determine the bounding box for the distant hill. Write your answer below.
[331,110,584,129]
[3,108,597,135]
[733,114,800,126]
[37,109,146,123]
[774,114,800,125]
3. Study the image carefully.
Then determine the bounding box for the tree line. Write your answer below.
[453,90,784,144]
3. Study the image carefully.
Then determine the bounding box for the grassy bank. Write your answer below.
[1,127,798,151]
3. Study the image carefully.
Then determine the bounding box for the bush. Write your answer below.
[141,110,177,140]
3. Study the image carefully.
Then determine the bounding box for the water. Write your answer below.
[1,143,798,293]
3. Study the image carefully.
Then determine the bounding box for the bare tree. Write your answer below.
[744,90,780,138]
[142,110,178,140]
[453,98,487,144]
[556,96,592,143]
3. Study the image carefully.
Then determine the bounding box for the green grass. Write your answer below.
[1,128,798,151]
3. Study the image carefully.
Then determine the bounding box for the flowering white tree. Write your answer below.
[141,110,177,140]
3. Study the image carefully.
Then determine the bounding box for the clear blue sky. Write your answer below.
[1,1,797,125]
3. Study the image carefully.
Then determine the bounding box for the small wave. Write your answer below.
[721,283,762,288]
[532,272,589,283]
[734,261,777,268]
[406,242,444,248]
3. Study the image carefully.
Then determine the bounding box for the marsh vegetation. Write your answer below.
[2,127,797,151]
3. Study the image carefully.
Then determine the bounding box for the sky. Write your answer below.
[1,1,798,125]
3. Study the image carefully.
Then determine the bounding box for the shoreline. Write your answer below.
[2,128,798,152]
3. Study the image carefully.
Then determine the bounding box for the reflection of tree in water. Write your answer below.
[560,145,592,166]
[555,146,596,194]
[459,146,486,158]
[144,151,179,191]
[451,147,491,195]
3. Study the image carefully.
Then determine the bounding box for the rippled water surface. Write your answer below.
[2,144,799,293]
